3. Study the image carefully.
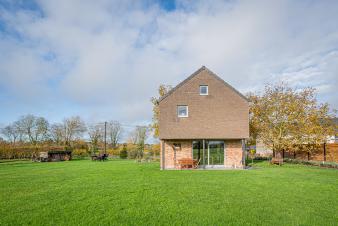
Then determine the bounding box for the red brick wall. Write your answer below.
[160,139,244,169]
[160,140,192,169]
[224,140,244,168]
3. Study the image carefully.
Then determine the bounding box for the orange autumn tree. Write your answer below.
[150,84,172,138]
[247,83,336,155]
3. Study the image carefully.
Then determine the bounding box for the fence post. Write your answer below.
[323,143,326,162]
[104,121,107,154]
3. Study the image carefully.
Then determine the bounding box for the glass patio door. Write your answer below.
[193,140,224,167]
[208,141,224,165]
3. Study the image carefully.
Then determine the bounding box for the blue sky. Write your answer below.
[0,0,338,139]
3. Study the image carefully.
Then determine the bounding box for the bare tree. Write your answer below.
[16,115,49,144]
[88,124,104,153]
[1,124,19,144]
[13,120,25,142]
[62,116,86,145]
[16,114,35,143]
[50,123,64,145]
[107,121,122,148]
[128,129,138,145]
[133,126,149,161]
[35,117,49,142]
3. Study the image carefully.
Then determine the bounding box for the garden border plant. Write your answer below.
[284,158,338,169]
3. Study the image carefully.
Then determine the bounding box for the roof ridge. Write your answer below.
[202,66,249,102]
[158,66,206,102]
[158,66,248,103]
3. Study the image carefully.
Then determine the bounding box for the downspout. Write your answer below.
[161,140,165,170]
[323,143,326,162]
[241,139,246,168]
[203,139,206,169]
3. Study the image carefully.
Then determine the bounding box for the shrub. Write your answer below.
[119,144,128,159]
[72,149,89,159]
[284,158,338,169]
[0,145,68,160]
[107,148,120,157]
[151,144,160,156]
[126,143,138,159]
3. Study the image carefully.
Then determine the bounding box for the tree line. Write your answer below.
[2,82,337,160]
[0,115,152,160]
[1,115,121,146]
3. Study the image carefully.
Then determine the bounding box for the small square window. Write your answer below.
[200,85,208,95]
[177,105,188,117]
[173,143,181,150]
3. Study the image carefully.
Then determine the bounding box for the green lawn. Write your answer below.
[0,160,337,226]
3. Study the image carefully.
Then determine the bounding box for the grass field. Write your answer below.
[0,160,337,226]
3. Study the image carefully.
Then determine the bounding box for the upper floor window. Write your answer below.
[177,105,188,117]
[200,85,208,95]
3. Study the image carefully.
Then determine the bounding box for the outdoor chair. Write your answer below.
[193,158,201,169]
[91,153,108,161]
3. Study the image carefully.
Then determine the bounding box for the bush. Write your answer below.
[149,144,160,156]
[119,145,128,159]
[0,145,66,159]
[107,148,120,157]
[125,144,138,159]
[284,158,338,169]
[72,149,89,159]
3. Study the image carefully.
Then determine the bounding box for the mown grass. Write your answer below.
[0,160,337,226]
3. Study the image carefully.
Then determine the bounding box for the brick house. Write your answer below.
[159,66,249,169]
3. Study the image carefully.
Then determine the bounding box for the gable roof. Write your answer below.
[158,66,249,103]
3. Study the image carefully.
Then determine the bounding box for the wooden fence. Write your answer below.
[283,143,338,163]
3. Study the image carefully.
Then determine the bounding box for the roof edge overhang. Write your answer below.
[158,66,249,103]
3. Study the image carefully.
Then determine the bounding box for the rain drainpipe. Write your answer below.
[161,140,165,170]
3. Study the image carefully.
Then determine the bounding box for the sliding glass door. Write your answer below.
[208,141,224,165]
[193,141,205,165]
[193,140,224,167]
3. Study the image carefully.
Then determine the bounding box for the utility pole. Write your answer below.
[104,121,107,154]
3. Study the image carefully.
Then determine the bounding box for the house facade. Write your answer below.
[158,66,249,169]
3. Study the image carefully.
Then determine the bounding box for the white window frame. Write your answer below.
[177,105,188,118]
[200,85,208,95]
[173,143,181,151]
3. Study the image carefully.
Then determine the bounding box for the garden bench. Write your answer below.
[177,158,199,169]
[271,157,283,165]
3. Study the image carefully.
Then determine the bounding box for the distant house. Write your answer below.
[158,66,249,169]
[255,139,273,157]
[327,118,338,143]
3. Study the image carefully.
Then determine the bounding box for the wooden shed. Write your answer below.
[38,150,72,162]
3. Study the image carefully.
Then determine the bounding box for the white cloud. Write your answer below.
[0,0,338,128]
